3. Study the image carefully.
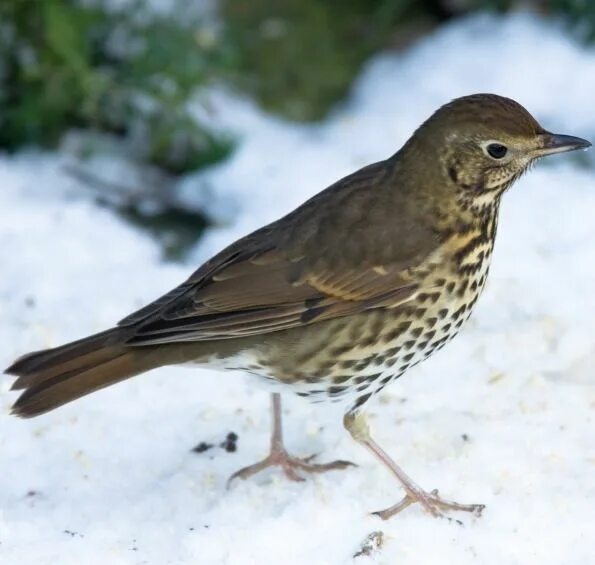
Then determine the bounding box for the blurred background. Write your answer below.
[2,0,594,261]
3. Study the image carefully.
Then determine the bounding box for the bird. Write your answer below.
[5,94,590,519]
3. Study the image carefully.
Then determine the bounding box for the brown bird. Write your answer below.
[5,94,590,519]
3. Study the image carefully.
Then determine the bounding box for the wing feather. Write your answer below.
[120,159,440,345]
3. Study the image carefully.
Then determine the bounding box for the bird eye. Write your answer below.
[486,143,508,159]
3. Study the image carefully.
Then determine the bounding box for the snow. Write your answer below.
[2,12,595,565]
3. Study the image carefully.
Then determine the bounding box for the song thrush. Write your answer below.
[6,94,590,519]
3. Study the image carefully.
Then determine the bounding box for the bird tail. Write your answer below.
[5,328,158,418]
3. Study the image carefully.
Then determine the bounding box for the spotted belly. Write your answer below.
[214,249,492,413]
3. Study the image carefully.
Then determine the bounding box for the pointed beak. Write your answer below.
[535,132,592,156]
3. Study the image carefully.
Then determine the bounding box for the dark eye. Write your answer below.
[486,143,508,159]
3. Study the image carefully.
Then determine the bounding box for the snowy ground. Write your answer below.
[2,12,595,565]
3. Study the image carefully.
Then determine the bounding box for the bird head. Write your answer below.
[407,94,591,209]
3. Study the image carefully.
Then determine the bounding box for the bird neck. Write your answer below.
[392,133,507,230]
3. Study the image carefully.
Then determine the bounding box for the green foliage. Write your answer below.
[459,0,513,10]
[550,0,595,40]
[117,204,209,261]
[220,0,595,123]
[221,0,446,122]
[2,0,593,159]
[0,0,235,174]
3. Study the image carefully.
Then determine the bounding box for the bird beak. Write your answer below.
[535,132,592,156]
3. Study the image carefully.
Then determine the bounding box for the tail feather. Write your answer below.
[7,329,120,383]
[5,328,158,418]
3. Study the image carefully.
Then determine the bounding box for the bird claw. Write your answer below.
[372,487,485,520]
[227,448,355,487]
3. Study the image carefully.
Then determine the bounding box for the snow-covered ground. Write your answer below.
[2,12,595,565]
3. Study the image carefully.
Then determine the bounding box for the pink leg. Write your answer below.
[228,393,355,486]
[344,411,485,520]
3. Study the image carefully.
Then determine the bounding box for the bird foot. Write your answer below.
[373,488,485,521]
[227,446,355,487]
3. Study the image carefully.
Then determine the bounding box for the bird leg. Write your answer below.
[343,411,485,520]
[228,393,355,486]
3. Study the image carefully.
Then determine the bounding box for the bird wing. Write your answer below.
[119,160,440,344]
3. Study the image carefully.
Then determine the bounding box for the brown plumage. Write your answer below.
[6,94,590,519]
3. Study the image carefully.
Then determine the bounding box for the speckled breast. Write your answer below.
[227,212,499,413]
